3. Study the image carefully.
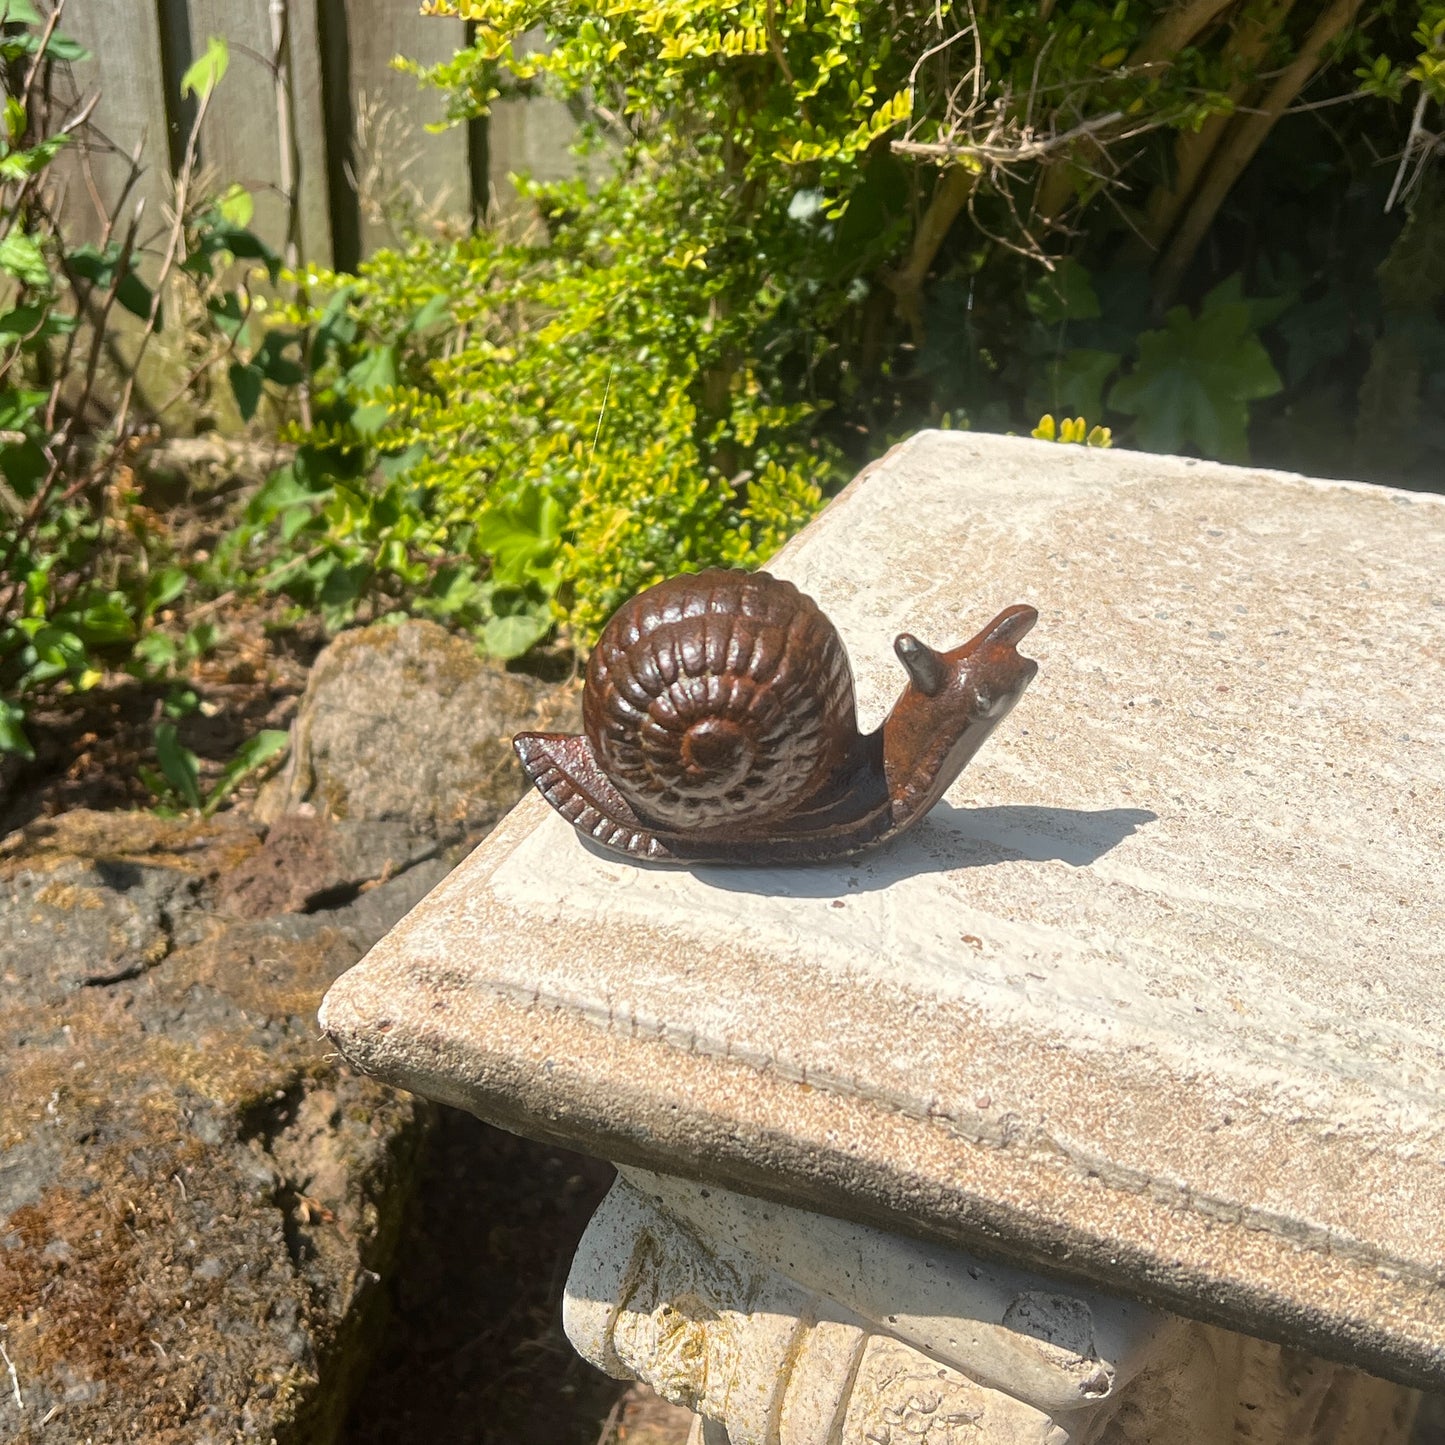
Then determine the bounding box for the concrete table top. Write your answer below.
[320,432,1445,1392]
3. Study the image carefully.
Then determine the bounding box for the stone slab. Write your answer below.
[320,432,1445,1392]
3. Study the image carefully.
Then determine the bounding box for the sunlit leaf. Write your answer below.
[180,35,230,100]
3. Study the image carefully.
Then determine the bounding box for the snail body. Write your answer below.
[514,569,1038,865]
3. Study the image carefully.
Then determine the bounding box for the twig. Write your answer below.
[1384,89,1430,213]
[886,163,978,340]
[1138,0,1296,252]
[891,110,1125,164]
[763,0,795,87]
[0,1339,23,1412]
[107,80,219,436]
[590,364,615,468]
[1130,0,1238,69]
[1033,0,1238,219]
[593,1391,627,1445]
[18,0,63,108]
[269,0,301,270]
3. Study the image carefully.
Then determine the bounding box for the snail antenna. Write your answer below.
[894,633,945,696]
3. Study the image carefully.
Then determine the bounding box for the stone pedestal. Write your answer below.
[319,433,1445,1437]
[568,1171,1417,1444]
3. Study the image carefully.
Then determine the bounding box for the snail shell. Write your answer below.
[584,570,858,833]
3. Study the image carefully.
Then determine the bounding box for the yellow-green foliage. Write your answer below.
[225,165,833,654]
[1031,415,1112,447]
[378,227,829,639]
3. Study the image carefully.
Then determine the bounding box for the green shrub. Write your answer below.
[222,169,834,653]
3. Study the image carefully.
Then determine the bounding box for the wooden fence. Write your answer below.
[58,0,580,269]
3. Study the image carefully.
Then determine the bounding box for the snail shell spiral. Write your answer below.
[583,569,859,833]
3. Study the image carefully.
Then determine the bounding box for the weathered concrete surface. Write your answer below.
[255,618,579,833]
[321,433,1445,1392]
[0,809,449,1443]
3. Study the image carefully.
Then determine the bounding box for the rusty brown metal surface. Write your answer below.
[514,569,1038,864]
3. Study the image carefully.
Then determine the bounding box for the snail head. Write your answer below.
[894,603,1039,725]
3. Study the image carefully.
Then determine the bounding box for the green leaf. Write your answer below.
[350,402,391,436]
[137,764,179,812]
[41,30,88,61]
[133,631,179,673]
[229,360,264,421]
[217,183,254,228]
[115,272,156,323]
[207,291,247,339]
[476,485,563,590]
[154,722,202,811]
[1026,258,1101,326]
[256,330,305,386]
[343,343,398,394]
[0,231,50,289]
[250,462,328,518]
[144,566,188,617]
[482,611,551,659]
[0,698,33,759]
[187,216,281,284]
[78,595,137,646]
[1108,289,1282,461]
[1046,348,1120,420]
[408,293,451,333]
[163,685,200,718]
[180,35,230,101]
[203,729,289,816]
[0,386,46,428]
[0,435,46,496]
[0,1,42,24]
[0,301,71,344]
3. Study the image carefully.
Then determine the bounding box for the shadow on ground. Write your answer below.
[339,1106,693,1445]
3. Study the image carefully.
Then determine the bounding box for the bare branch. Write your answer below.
[891,110,1126,165]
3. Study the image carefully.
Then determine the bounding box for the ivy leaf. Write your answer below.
[229,360,264,421]
[482,611,551,660]
[1108,291,1282,461]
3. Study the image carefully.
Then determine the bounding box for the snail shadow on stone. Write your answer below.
[681,804,1159,897]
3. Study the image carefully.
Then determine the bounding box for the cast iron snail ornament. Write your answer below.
[513,569,1038,865]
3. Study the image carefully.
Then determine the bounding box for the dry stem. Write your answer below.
[1139,0,1297,253]
[1152,0,1368,304]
